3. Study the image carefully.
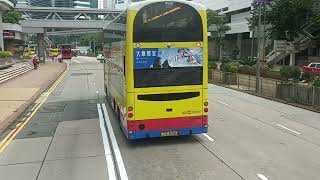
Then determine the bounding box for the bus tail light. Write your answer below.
[128,106,133,111]
[204,101,208,106]
[204,108,208,112]
[204,124,208,128]
[128,113,133,118]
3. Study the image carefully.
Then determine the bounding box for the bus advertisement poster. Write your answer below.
[134,48,203,69]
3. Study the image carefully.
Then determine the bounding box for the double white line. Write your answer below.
[97,103,128,180]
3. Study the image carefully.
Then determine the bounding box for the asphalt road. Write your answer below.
[2,56,320,180]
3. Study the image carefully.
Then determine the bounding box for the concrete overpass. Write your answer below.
[15,7,124,33]
[13,6,124,61]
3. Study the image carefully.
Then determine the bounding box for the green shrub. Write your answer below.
[280,66,301,81]
[239,65,271,76]
[313,76,320,87]
[291,66,301,82]
[223,62,240,73]
[209,61,218,69]
[301,72,315,83]
[0,51,13,58]
[208,56,219,62]
[280,66,291,80]
[264,70,282,80]
[239,65,255,76]
[240,58,257,66]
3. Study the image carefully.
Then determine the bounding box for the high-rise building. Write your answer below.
[74,0,98,8]
[28,0,74,7]
[16,0,29,7]
[29,0,51,7]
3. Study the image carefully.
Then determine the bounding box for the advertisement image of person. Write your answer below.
[162,59,171,68]
[150,57,162,68]
[187,55,198,64]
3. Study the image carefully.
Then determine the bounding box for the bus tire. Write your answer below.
[117,107,121,121]
[113,99,116,111]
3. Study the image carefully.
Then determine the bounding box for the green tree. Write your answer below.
[266,0,318,40]
[2,11,23,24]
[207,10,231,60]
[9,0,17,5]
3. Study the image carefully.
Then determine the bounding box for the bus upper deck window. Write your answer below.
[133,2,203,43]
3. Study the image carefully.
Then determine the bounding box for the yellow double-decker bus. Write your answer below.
[50,48,59,57]
[104,0,208,139]
[29,45,37,56]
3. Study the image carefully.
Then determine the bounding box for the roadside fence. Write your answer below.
[209,69,320,109]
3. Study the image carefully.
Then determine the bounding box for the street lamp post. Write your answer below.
[256,2,262,93]
[255,0,271,93]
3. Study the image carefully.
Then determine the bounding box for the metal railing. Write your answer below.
[209,69,320,108]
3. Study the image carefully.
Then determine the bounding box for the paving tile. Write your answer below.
[55,119,100,136]
[38,156,108,180]
[46,132,104,160]
[0,137,51,165]
[0,162,41,180]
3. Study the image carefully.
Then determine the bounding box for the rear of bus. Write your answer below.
[50,48,59,57]
[61,45,72,59]
[126,0,208,139]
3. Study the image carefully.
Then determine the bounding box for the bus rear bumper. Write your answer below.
[127,127,208,140]
[126,115,208,140]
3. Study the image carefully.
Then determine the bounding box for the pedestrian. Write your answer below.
[32,56,38,70]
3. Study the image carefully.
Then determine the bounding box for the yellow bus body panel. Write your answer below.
[124,9,208,121]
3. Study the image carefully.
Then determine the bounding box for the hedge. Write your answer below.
[0,51,13,58]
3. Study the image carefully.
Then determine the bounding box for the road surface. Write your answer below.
[1,56,319,180]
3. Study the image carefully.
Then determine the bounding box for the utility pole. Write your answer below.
[256,2,262,93]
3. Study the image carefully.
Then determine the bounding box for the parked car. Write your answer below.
[96,54,105,63]
[303,63,320,75]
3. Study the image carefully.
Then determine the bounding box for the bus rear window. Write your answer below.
[133,2,203,42]
[134,48,203,88]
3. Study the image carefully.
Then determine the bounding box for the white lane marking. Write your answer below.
[276,124,301,135]
[102,103,128,180]
[72,59,80,63]
[257,174,269,180]
[216,100,229,106]
[202,133,215,142]
[66,62,70,70]
[97,104,117,180]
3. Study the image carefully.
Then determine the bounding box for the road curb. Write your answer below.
[0,63,68,134]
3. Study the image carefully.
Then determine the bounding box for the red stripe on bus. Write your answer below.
[127,116,207,131]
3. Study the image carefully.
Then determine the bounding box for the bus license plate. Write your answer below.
[160,131,179,137]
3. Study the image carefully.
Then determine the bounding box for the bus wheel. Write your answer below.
[117,107,121,121]
[113,99,116,111]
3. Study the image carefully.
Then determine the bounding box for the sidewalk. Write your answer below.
[0,62,67,133]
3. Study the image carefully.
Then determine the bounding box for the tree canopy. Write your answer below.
[266,0,319,40]
[2,11,23,24]
[207,9,231,38]
[9,0,17,5]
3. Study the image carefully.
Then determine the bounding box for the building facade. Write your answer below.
[74,0,98,9]
[26,0,73,7]
[16,0,29,7]
[193,0,255,59]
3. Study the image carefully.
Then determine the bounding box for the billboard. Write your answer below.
[134,48,203,69]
